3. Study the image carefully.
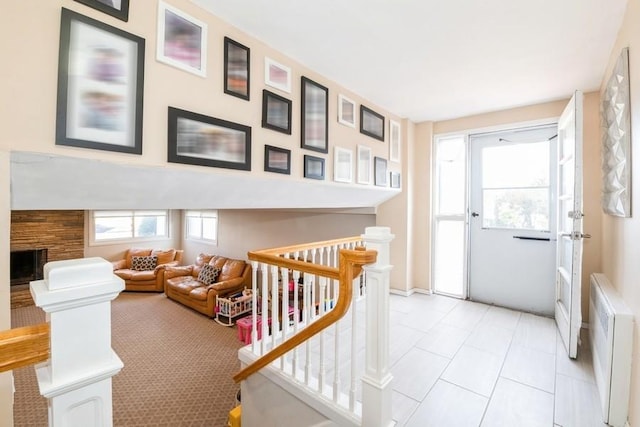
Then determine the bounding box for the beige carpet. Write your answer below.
[11,292,244,426]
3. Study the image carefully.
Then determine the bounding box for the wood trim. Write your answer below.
[251,235,362,256]
[234,248,376,383]
[0,323,50,372]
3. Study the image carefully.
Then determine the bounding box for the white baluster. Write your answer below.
[260,263,269,356]
[270,265,279,353]
[280,266,290,370]
[318,276,326,394]
[292,269,300,376]
[250,261,259,353]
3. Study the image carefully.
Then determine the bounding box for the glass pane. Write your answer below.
[482,142,549,188]
[436,136,465,214]
[187,217,202,239]
[202,217,217,240]
[433,220,464,296]
[482,188,549,230]
[134,215,167,237]
[94,216,132,240]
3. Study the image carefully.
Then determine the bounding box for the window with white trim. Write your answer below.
[185,210,218,243]
[91,210,169,243]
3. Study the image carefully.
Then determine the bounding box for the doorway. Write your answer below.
[467,125,558,315]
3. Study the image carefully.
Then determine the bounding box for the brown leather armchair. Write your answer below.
[112,248,184,292]
[164,253,251,317]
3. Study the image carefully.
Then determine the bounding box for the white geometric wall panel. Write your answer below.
[601,47,631,217]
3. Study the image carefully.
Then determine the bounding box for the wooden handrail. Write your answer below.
[252,235,362,256]
[0,323,50,372]
[234,248,376,383]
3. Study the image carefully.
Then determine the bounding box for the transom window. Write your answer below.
[91,210,169,243]
[185,210,218,243]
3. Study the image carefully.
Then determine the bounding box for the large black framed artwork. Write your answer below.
[74,0,130,22]
[55,8,145,154]
[301,76,328,153]
[168,107,251,171]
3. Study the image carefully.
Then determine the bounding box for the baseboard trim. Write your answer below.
[389,288,432,297]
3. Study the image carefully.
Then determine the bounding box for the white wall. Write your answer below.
[599,0,640,423]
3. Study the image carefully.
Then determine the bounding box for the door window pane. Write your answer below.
[481,141,551,231]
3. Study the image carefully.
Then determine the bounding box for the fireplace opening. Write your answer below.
[10,249,48,287]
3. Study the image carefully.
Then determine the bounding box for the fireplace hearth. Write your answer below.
[10,249,47,287]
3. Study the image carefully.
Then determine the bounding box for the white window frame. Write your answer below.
[89,210,170,246]
[184,210,218,244]
[431,133,468,299]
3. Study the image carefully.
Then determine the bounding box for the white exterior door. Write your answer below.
[468,124,558,315]
[555,91,585,359]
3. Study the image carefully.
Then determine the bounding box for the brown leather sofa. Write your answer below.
[112,248,184,292]
[164,253,251,317]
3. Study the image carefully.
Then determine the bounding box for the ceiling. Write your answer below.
[192,0,627,122]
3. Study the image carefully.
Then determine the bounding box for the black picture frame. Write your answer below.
[224,37,250,100]
[264,145,291,175]
[262,90,292,134]
[374,156,388,187]
[304,155,325,180]
[168,107,251,171]
[360,105,385,141]
[74,0,130,22]
[301,76,329,153]
[55,8,144,154]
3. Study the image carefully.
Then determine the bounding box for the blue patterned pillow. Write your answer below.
[197,264,220,285]
[131,255,158,271]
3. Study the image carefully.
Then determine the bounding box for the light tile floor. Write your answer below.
[388,293,606,427]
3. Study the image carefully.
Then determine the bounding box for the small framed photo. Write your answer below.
[304,155,325,180]
[262,90,292,134]
[357,145,372,185]
[265,57,291,93]
[389,119,401,162]
[74,0,130,21]
[264,145,291,175]
[224,37,250,100]
[374,156,388,187]
[334,147,353,183]
[157,1,207,77]
[390,172,401,188]
[168,107,251,171]
[55,8,145,154]
[338,94,356,128]
[360,105,385,141]
[301,76,329,154]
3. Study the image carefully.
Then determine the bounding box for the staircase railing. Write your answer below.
[235,227,395,427]
[0,323,50,373]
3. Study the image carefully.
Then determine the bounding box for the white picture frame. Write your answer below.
[264,57,291,93]
[157,1,207,77]
[389,119,401,163]
[338,94,356,128]
[334,147,353,183]
[357,145,372,185]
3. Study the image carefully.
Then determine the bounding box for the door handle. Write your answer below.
[561,232,591,240]
[471,212,480,217]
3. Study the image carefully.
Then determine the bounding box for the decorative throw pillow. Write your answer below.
[131,255,158,271]
[197,264,220,285]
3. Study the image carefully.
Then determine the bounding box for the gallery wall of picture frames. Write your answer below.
[58,1,401,189]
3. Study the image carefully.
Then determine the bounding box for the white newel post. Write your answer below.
[30,257,125,427]
[361,226,395,427]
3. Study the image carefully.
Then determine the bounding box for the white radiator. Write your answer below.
[589,273,634,427]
